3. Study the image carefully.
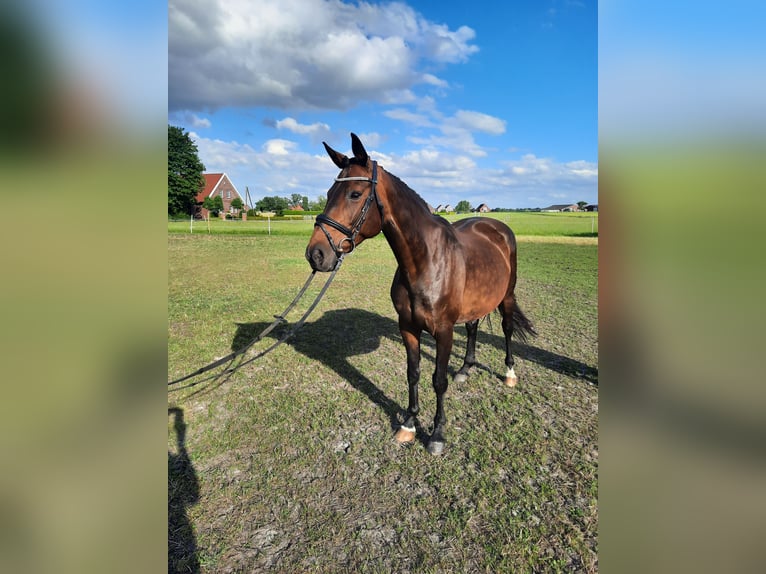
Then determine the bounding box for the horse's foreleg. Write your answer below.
[454,319,479,383]
[427,328,454,455]
[394,327,421,445]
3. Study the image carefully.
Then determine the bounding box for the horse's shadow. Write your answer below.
[476,329,599,386]
[234,309,408,433]
[234,308,597,434]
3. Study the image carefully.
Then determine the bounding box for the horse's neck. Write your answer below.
[379,173,448,275]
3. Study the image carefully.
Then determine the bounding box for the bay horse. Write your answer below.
[306,133,536,455]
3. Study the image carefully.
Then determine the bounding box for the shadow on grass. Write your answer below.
[476,330,599,386]
[233,308,597,423]
[234,309,406,433]
[168,407,200,574]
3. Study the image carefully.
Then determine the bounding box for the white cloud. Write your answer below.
[275,117,330,137]
[263,139,298,155]
[183,112,211,128]
[501,154,597,185]
[383,108,435,128]
[191,132,597,210]
[421,73,449,88]
[451,110,506,135]
[191,133,338,198]
[385,103,506,157]
[169,0,478,111]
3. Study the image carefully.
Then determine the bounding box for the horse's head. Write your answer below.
[306,133,384,272]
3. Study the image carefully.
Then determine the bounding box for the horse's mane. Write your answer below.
[384,169,433,215]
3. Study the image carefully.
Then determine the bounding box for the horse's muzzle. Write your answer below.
[306,244,337,273]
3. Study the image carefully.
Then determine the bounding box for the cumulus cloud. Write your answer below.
[263,139,298,156]
[191,133,337,197]
[169,0,478,112]
[383,108,435,128]
[190,135,596,211]
[500,154,598,188]
[451,110,506,135]
[177,112,210,128]
[275,117,331,137]
[385,103,506,156]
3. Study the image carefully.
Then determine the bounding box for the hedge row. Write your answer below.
[283,210,321,216]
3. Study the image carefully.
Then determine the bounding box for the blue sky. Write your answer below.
[169,0,597,209]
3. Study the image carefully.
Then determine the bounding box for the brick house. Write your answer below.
[476,203,491,213]
[195,173,245,218]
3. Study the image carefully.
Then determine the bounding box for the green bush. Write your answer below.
[284,210,320,216]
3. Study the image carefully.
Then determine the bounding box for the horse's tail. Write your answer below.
[511,302,537,343]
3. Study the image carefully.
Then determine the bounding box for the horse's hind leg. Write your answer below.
[427,328,454,455]
[454,319,479,384]
[499,296,519,387]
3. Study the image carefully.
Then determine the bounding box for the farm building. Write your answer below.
[195,173,245,218]
[542,204,579,212]
[475,203,491,213]
[435,204,454,213]
[584,204,598,212]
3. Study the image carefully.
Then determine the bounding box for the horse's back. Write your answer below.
[452,217,516,256]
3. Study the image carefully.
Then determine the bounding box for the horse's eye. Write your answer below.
[349,190,362,200]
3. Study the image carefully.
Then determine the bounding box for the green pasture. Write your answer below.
[168,232,598,573]
[168,210,598,238]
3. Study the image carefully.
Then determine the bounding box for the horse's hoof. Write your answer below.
[427,440,445,456]
[504,367,517,387]
[454,372,468,384]
[394,426,416,445]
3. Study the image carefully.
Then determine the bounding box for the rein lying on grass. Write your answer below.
[168,260,344,392]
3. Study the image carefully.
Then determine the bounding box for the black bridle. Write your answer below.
[314,160,381,260]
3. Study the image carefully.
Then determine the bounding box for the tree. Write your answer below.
[301,196,309,211]
[231,197,243,213]
[168,125,205,216]
[256,196,290,215]
[577,201,588,211]
[455,200,472,213]
[203,195,224,216]
[311,196,327,211]
[290,193,304,208]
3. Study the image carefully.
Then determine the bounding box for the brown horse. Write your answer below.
[306,133,536,455]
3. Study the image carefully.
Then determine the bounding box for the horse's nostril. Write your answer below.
[311,248,323,264]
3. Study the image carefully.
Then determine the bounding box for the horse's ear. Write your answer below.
[350,133,369,164]
[323,141,349,169]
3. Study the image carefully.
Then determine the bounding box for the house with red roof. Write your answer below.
[195,173,245,218]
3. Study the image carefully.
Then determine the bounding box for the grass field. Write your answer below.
[168,230,598,572]
[168,211,598,238]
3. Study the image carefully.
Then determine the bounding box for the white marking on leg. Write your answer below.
[400,425,415,433]
[505,366,518,387]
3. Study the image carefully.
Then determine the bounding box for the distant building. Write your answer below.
[475,203,491,213]
[195,173,244,218]
[584,204,598,212]
[541,204,579,212]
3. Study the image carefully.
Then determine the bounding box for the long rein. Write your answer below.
[168,162,380,391]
